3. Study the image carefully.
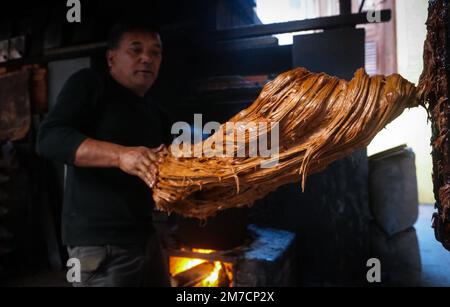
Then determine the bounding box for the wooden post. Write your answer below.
[418,0,450,251]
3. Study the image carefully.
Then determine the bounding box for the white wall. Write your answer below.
[367,0,432,203]
[255,0,339,44]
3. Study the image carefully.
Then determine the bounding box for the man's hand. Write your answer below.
[74,138,167,188]
[118,144,166,188]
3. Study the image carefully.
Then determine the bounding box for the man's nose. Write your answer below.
[141,54,154,64]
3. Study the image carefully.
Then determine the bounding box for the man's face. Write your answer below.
[107,31,162,96]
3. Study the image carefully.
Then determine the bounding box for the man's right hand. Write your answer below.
[74,138,167,188]
[118,145,165,188]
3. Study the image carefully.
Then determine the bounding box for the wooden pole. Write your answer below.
[418,0,450,251]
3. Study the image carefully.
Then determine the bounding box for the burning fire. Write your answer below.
[169,248,233,287]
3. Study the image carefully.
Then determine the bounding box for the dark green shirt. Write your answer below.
[37,68,171,246]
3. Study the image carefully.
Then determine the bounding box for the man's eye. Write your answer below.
[151,50,162,57]
[131,47,142,54]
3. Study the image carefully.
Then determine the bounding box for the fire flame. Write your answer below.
[169,248,233,287]
[199,262,222,287]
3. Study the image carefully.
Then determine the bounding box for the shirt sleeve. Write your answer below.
[36,69,100,165]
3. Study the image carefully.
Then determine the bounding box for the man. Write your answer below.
[37,20,171,287]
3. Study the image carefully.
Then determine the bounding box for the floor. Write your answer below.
[0,269,69,287]
[1,204,449,287]
[415,204,450,287]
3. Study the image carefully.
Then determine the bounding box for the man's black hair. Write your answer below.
[107,18,161,50]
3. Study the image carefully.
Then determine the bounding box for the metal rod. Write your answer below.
[214,10,391,41]
[359,0,367,13]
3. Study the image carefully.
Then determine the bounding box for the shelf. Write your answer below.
[0,41,106,69]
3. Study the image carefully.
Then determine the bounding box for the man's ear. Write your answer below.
[106,49,115,68]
